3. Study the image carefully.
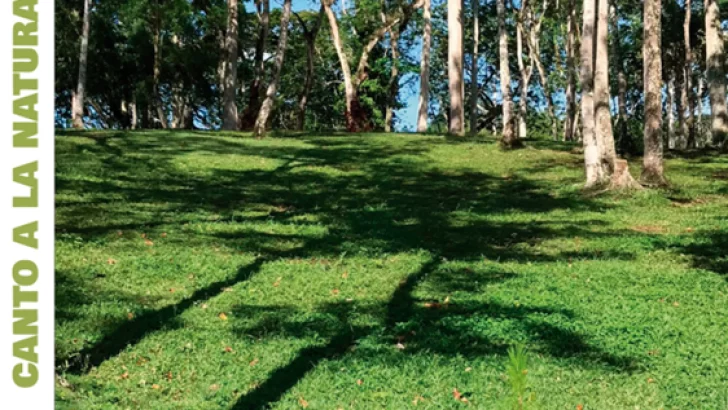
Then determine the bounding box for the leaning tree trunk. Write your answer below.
[642,0,667,186]
[240,0,270,129]
[469,0,479,135]
[417,0,432,133]
[72,0,91,129]
[448,0,464,135]
[594,0,615,174]
[253,0,292,138]
[564,0,577,141]
[497,0,518,147]
[580,0,602,187]
[222,0,239,130]
[705,0,728,147]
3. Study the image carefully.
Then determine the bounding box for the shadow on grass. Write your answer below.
[56,130,642,406]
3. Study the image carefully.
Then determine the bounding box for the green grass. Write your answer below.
[55,130,728,409]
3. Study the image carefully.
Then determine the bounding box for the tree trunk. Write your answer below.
[594,0,615,174]
[564,0,577,141]
[129,97,137,130]
[642,0,667,186]
[469,0,479,135]
[498,0,517,147]
[683,0,695,147]
[384,24,400,132]
[580,0,602,187]
[152,2,168,129]
[611,4,629,153]
[222,0,239,130]
[294,7,324,131]
[448,0,464,135]
[516,4,531,140]
[240,0,270,129]
[417,0,432,133]
[697,75,705,145]
[72,0,91,129]
[667,74,676,150]
[253,0,292,138]
[705,0,728,147]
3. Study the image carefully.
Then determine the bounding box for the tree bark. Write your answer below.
[705,0,728,147]
[497,0,517,147]
[294,7,324,131]
[72,0,91,129]
[580,0,602,187]
[667,74,676,149]
[697,75,705,145]
[417,0,432,133]
[683,0,695,147]
[611,4,628,152]
[642,0,667,186]
[563,0,577,141]
[253,0,292,138]
[152,2,168,129]
[516,1,532,140]
[469,0,479,135]
[222,0,239,130]
[594,0,615,173]
[240,0,270,129]
[448,0,464,135]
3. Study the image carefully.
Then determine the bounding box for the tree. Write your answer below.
[72,0,91,129]
[642,0,667,185]
[417,0,432,133]
[705,0,728,147]
[448,0,464,135]
[293,7,325,131]
[152,0,168,128]
[253,0,293,138]
[580,0,602,187]
[563,0,577,141]
[469,0,479,135]
[222,0,239,131]
[515,0,532,139]
[497,0,517,147]
[594,0,615,173]
[682,0,695,147]
[240,0,271,129]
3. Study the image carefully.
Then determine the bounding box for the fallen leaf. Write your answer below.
[413,395,425,405]
[201,303,208,309]
[465,367,472,372]
[224,346,233,353]
[673,301,680,307]
[166,371,173,380]
[152,384,160,390]
[107,258,117,265]
[396,342,405,350]
[356,379,363,386]
[218,312,228,321]
[249,358,259,367]
[169,288,175,293]
[331,289,340,296]
[209,384,220,391]
[188,273,195,280]
[342,272,349,279]
[453,388,462,401]
[161,232,168,238]
[223,287,234,292]
[647,377,655,384]
[120,371,129,380]
[423,302,442,309]
[145,239,154,246]
[576,405,583,410]
[298,397,309,408]
[127,312,134,320]
[273,277,282,287]
[117,231,123,236]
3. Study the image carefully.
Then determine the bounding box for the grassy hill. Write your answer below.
[55,130,728,409]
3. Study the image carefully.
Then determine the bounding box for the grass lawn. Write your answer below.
[55,130,728,409]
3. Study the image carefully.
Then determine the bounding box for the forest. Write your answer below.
[54,0,728,408]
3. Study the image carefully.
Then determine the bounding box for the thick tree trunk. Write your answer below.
[497,0,518,147]
[448,0,464,135]
[417,0,432,133]
[594,0,615,174]
[469,0,479,135]
[240,0,270,129]
[152,3,168,129]
[580,0,602,187]
[564,0,577,141]
[72,0,91,129]
[642,0,667,186]
[222,0,239,130]
[253,0,292,138]
[705,0,728,147]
